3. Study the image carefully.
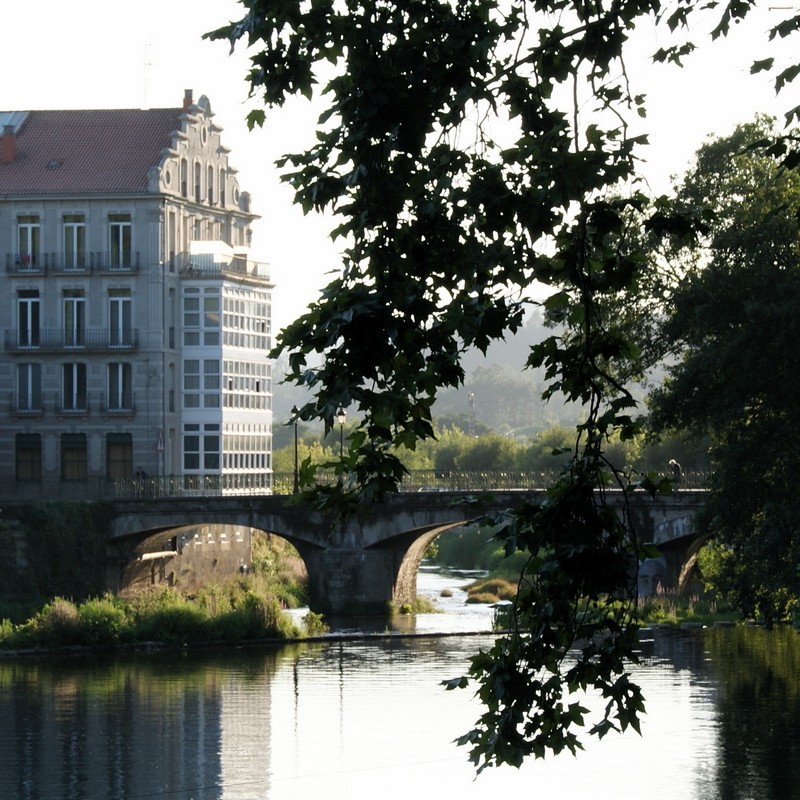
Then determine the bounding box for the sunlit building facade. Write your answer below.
[0,90,273,498]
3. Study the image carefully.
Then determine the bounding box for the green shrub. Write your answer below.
[0,618,15,646]
[302,611,329,637]
[77,595,129,645]
[130,590,209,644]
[466,592,500,604]
[466,578,517,603]
[23,597,82,647]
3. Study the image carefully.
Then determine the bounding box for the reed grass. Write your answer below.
[0,575,314,652]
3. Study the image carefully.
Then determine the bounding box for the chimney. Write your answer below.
[2,125,16,164]
[183,89,193,111]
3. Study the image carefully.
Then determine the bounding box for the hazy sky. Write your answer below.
[1,0,795,331]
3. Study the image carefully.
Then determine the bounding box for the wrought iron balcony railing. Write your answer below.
[100,392,137,415]
[5,252,141,274]
[8,392,44,418]
[56,393,90,416]
[5,328,139,353]
[173,251,271,282]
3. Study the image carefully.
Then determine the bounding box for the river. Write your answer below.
[1,567,800,800]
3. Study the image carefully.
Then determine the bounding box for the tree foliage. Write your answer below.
[209,0,800,770]
[649,117,800,624]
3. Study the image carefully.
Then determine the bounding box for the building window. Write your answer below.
[203,424,220,470]
[203,289,220,345]
[183,287,220,346]
[183,424,200,470]
[168,211,177,271]
[168,288,176,348]
[204,359,220,408]
[109,213,132,268]
[16,433,42,481]
[108,362,133,410]
[17,289,40,347]
[219,166,226,208]
[207,164,214,204]
[17,215,40,268]
[16,363,42,411]
[194,161,202,204]
[63,214,86,269]
[183,358,219,409]
[64,289,85,347]
[109,289,132,347]
[106,433,132,480]
[62,363,87,411]
[183,423,219,472]
[183,289,200,346]
[169,362,176,413]
[61,433,87,481]
[180,158,188,197]
[183,359,200,408]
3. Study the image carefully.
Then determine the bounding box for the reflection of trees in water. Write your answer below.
[705,627,800,800]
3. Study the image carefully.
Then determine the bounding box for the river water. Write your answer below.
[2,568,800,800]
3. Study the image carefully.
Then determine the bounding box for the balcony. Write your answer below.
[56,398,89,417]
[5,328,139,353]
[5,252,141,275]
[7,391,137,418]
[9,393,44,418]
[175,251,271,283]
[100,392,137,417]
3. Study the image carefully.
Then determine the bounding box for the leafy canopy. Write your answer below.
[208,0,800,770]
[649,116,800,624]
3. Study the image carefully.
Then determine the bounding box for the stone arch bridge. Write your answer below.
[106,489,707,614]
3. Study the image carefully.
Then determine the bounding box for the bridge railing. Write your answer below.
[272,467,711,495]
[399,468,711,493]
[116,473,273,499]
[0,468,711,502]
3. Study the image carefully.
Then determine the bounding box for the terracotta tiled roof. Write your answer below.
[0,108,184,195]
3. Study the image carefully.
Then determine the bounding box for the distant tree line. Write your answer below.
[273,418,708,479]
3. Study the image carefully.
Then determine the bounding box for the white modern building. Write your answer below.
[0,90,273,499]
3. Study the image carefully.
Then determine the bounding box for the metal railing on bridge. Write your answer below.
[112,468,711,500]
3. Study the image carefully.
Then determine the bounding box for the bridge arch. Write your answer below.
[373,521,472,611]
[104,490,706,614]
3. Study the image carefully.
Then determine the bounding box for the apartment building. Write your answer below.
[0,90,273,499]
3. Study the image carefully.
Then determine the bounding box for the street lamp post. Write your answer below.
[291,405,299,494]
[336,407,346,458]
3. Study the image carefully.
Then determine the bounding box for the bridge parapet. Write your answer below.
[110,469,712,501]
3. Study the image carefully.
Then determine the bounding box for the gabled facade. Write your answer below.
[0,90,273,499]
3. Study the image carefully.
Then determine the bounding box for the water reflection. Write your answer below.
[1,650,296,799]
[706,626,800,800]
[2,625,800,799]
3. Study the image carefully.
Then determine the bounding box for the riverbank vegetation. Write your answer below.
[251,533,309,609]
[0,574,330,652]
[0,531,325,652]
[427,525,742,627]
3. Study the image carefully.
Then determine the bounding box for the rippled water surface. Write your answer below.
[2,570,800,800]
